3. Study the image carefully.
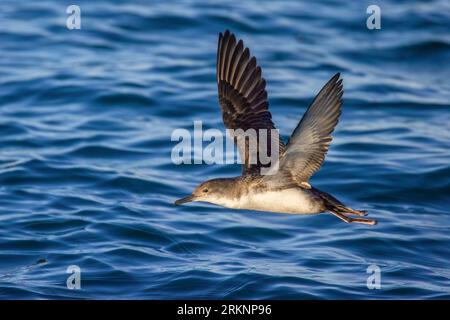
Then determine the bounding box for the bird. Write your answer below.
[175,30,377,225]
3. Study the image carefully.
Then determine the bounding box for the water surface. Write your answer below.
[0,0,449,299]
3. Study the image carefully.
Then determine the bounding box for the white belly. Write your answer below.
[233,188,322,214]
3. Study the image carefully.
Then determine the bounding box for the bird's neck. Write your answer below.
[204,176,259,209]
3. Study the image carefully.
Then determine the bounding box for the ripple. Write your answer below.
[94,93,156,108]
[0,0,449,299]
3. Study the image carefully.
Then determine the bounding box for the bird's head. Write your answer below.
[174,178,234,206]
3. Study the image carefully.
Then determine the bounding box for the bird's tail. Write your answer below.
[316,189,377,225]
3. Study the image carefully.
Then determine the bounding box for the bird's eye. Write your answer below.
[203,189,208,193]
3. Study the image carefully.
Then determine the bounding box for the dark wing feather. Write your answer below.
[217,30,284,175]
[277,73,343,183]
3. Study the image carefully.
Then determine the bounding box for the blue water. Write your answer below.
[0,0,449,299]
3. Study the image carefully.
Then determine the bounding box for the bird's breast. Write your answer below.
[237,188,323,214]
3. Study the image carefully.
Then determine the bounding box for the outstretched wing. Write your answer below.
[217,30,284,176]
[276,73,343,184]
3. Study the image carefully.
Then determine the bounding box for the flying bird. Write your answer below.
[175,30,377,225]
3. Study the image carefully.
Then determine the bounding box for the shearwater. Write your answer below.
[175,30,377,225]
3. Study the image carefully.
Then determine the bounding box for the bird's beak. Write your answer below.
[174,195,195,206]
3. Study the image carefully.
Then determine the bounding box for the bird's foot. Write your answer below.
[329,211,377,225]
[346,208,368,217]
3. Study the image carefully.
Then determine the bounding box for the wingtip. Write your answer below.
[332,73,343,91]
[337,78,343,90]
[322,72,343,92]
[219,30,232,42]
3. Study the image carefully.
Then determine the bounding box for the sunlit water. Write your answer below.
[0,0,449,299]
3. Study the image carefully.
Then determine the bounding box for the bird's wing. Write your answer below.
[274,73,343,185]
[217,30,285,176]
